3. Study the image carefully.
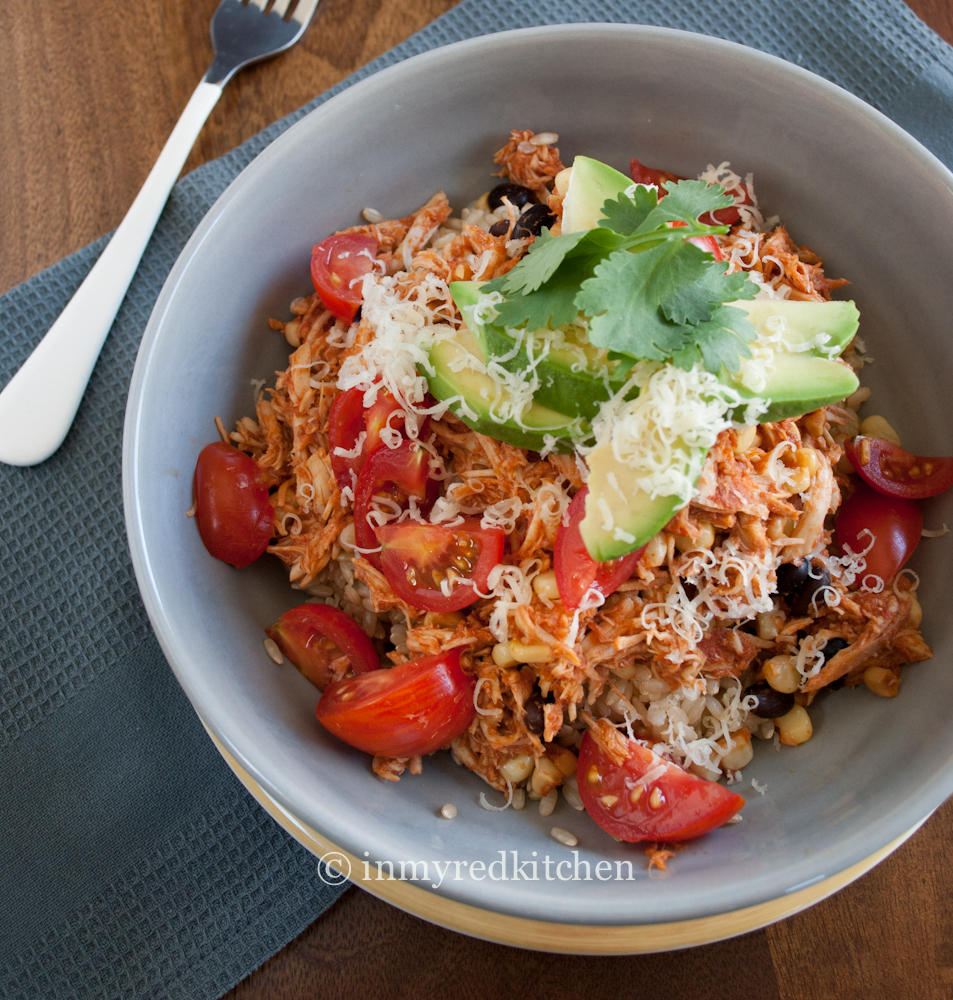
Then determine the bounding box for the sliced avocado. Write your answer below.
[733,299,859,355]
[579,442,685,562]
[722,298,860,421]
[425,325,588,452]
[450,280,630,420]
[729,353,859,423]
[560,156,633,234]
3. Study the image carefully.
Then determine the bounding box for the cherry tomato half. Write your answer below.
[669,221,724,262]
[554,487,644,610]
[315,648,475,758]
[328,386,368,491]
[311,233,378,323]
[630,155,749,226]
[193,442,273,568]
[365,388,410,455]
[577,726,745,843]
[329,385,428,493]
[836,482,923,583]
[354,439,438,568]
[265,603,379,691]
[377,519,505,613]
[845,436,953,500]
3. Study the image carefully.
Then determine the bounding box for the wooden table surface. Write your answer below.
[4,2,953,997]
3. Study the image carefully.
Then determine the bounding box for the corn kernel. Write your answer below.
[642,533,667,567]
[532,570,561,602]
[531,756,564,796]
[546,745,578,777]
[491,642,519,669]
[763,654,800,694]
[674,521,715,552]
[719,728,754,770]
[510,641,552,664]
[795,447,819,474]
[785,466,812,495]
[863,666,900,698]
[499,754,535,784]
[777,704,813,745]
[860,414,901,447]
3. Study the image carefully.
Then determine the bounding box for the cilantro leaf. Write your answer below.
[596,184,658,236]
[577,243,695,360]
[661,248,756,326]
[494,256,598,330]
[670,303,757,374]
[635,179,734,234]
[500,228,590,295]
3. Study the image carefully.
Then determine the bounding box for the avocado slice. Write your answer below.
[734,298,859,355]
[730,353,859,423]
[450,280,631,420]
[723,298,860,421]
[425,325,588,452]
[579,441,685,562]
[561,156,633,234]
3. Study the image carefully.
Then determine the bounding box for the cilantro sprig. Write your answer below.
[481,180,758,375]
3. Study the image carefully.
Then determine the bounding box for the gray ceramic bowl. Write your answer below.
[124,24,953,934]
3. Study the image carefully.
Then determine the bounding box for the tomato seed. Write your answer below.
[587,765,601,786]
[629,786,644,804]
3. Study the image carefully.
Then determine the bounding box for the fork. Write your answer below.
[0,0,320,467]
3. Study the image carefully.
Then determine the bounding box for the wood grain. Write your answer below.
[2,1,952,997]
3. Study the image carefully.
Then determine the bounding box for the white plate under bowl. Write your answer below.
[123,24,953,939]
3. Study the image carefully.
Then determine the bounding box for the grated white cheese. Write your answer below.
[588,362,747,506]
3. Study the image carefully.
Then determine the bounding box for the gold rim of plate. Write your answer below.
[205,725,924,953]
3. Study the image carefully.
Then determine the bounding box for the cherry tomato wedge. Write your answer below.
[315,648,474,758]
[265,603,379,691]
[578,724,745,843]
[377,519,505,613]
[554,487,644,610]
[311,233,378,323]
[669,221,724,261]
[629,155,749,226]
[845,436,953,500]
[354,439,438,568]
[836,482,923,583]
[365,388,410,455]
[193,442,273,568]
[328,386,368,491]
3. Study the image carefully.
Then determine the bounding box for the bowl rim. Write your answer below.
[123,21,953,929]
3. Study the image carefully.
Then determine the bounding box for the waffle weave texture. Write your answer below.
[0,1,951,997]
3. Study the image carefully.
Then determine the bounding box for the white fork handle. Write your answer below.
[0,80,223,467]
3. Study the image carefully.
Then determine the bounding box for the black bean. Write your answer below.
[487,182,534,211]
[524,689,545,736]
[512,204,557,240]
[747,684,795,718]
[788,567,833,617]
[776,559,810,596]
[489,219,510,237]
[820,637,849,664]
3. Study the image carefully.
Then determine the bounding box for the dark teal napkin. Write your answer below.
[1,1,951,997]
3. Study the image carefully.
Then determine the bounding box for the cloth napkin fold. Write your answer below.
[1,1,951,997]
